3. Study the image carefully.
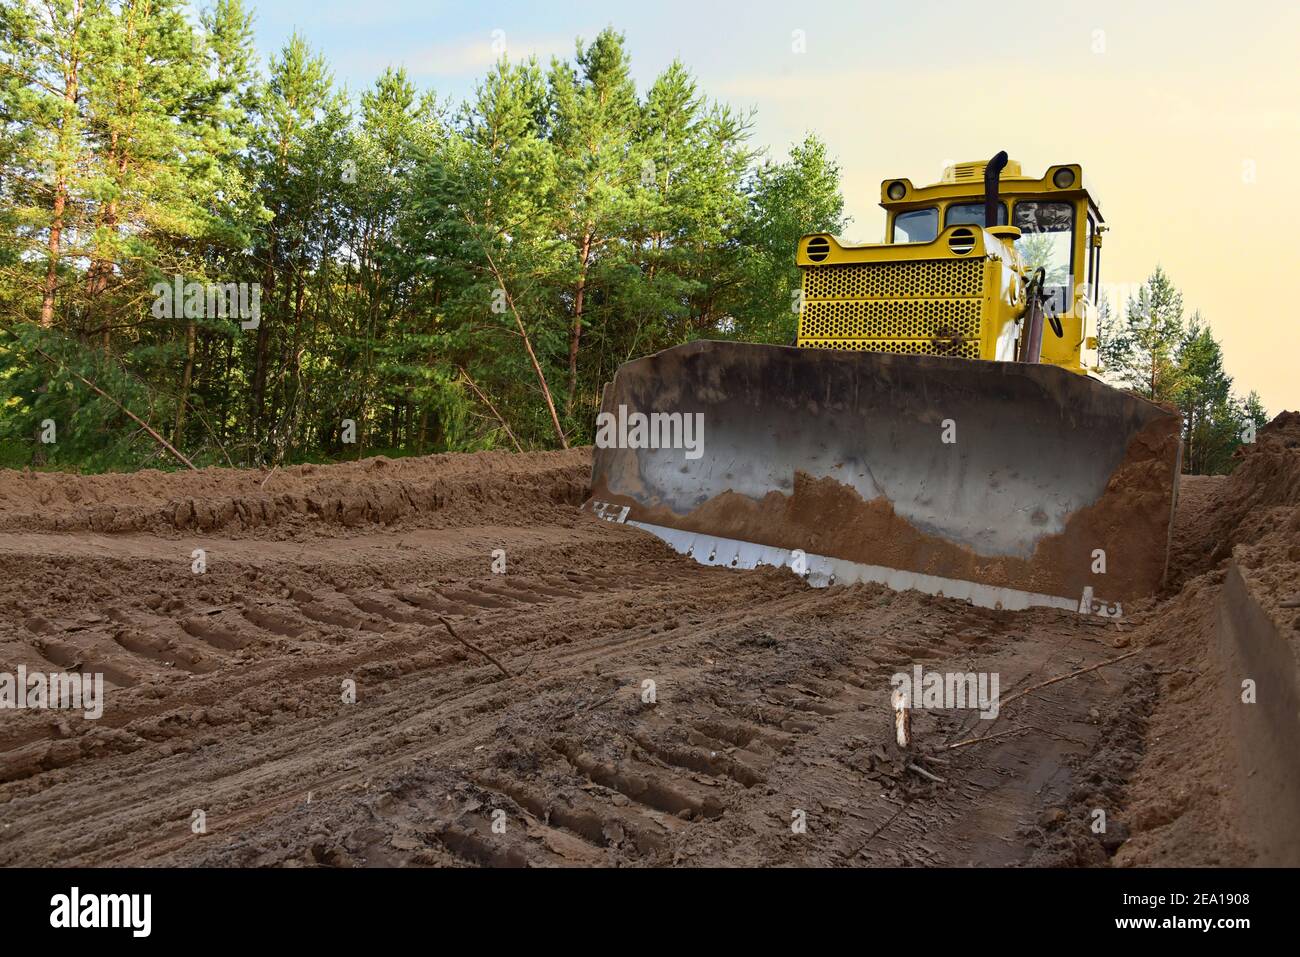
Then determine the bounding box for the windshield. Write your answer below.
[945,202,1006,227]
[894,208,938,243]
[1013,200,1074,308]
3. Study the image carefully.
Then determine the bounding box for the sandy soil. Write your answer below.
[0,421,1295,868]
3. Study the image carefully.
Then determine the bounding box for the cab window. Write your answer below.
[893,208,938,243]
[1013,200,1074,308]
[945,202,1006,227]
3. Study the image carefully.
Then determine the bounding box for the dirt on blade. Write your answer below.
[0,420,1296,867]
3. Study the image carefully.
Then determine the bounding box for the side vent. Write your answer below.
[806,236,831,262]
[939,159,1023,185]
[947,163,983,183]
[948,228,976,255]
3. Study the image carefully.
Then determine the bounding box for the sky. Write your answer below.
[234,0,1299,412]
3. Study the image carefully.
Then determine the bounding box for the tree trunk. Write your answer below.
[174,318,197,442]
[86,131,122,305]
[40,186,67,328]
[41,8,83,328]
[252,242,277,449]
[567,232,593,414]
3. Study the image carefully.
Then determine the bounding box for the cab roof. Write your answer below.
[880,159,1103,222]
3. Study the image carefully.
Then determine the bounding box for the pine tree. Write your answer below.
[733,135,845,344]
[548,28,640,415]
[0,0,101,328]
[1174,316,1233,473]
[1109,266,1186,401]
[173,0,261,448]
[246,32,337,457]
[80,1,214,326]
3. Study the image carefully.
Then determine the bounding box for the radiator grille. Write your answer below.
[800,299,981,340]
[802,259,983,300]
[799,258,985,355]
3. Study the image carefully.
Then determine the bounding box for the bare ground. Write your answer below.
[0,422,1296,868]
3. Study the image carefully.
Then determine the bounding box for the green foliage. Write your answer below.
[0,10,849,471]
[0,321,196,470]
[1099,268,1266,475]
[1106,265,1186,401]
[734,136,847,344]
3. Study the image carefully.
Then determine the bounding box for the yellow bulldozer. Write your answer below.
[586,153,1182,613]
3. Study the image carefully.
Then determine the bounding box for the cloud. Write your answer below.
[346,33,576,79]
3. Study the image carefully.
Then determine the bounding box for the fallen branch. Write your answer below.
[457,366,523,453]
[574,687,622,719]
[437,616,510,678]
[1023,723,1089,747]
[907,762,947,784]
[942,726,1031,752]
[34,347,197,471]
[468,215,569,449]
[848,797,915,861]
[996,649,1142,713]
[938,650,1143,754]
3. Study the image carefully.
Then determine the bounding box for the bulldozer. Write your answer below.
[586,153,1182,613]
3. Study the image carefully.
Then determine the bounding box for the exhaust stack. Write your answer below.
[984,150,1009,227]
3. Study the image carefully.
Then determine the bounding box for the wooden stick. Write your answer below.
[457,366,524,453]
[892,687,911,748]
[938,650,1143,754]
[575,687,622,719]
[437,616,510,678]
[907,762,946,784]
[34,347,198,471]
[848,798,914,860]
[996,649,1141,713]
[941,726,1030,752]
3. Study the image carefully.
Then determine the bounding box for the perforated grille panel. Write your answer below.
[799,257,985,356]
[800,299,981,340]
[800,337,980,358]
[803,259,983,300]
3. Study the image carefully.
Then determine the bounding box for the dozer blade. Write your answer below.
[586,340,1181,613]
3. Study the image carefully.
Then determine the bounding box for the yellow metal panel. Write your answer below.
[796,227,1005,359]
[1040,315,1085,369]
[879,162,1093,214]
[797,228,987,266]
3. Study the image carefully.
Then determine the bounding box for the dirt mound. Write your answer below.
[1109,570,1255,866]
[1169,412,1300,586]
[0,448,593,538]
[1114,410,1300,865]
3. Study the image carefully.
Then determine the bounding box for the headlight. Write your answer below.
[887,181,907,200]
[1052,168,1076,189]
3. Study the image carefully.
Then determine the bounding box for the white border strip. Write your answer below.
[631,520,1079,613]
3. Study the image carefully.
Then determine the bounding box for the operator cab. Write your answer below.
[880,160,1105,371]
